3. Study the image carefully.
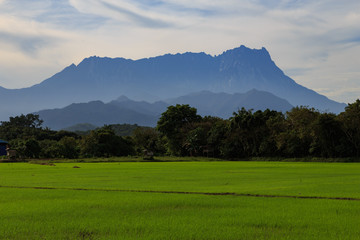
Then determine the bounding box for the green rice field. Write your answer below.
[1,161,360,239]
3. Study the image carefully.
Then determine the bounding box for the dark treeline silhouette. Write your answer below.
[155,100,360,159]
[1,99,359,160]
[0,115,134,159]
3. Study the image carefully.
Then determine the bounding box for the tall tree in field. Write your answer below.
[157,104,201,155]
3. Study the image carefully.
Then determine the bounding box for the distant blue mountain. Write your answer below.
[0,45,346,121]
[165,89,293,117]
[35,100,159,130]
[35,90,293,130]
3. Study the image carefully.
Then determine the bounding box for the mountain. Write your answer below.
[0,45,346,121]
[36,100,159,130]
[109,96,168,116]
[35,90,293,130]
[166,90,293,117]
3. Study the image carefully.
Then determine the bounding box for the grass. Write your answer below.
[1,161,360,239]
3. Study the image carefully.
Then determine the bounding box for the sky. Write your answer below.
[0,0,359,103]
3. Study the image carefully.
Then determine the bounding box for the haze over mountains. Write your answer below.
[35,90,294,130]
[0,45,346,124]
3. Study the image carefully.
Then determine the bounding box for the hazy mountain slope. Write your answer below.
[109,96,168,116]
[36,101,158,130]
[166,89,293,118]
[0,45,346,121]
[35,90,293,130]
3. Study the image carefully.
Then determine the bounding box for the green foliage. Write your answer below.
[110,124,148,136]
[207,118,229,157]
[10,138,41,158]
[3,113,43,128]
[2,99,360,160]
[0,114,44,140]
[80,126,134,157]
[312,113,347,157]
[62,123,98,132]
[132,127,166,155]
[338,99,360,156]
[39,139,61,158]
[156,101,360,159]
[227,109,280,157]
[65,123,146,137]
[157,104,201,155]
[183,127,207,156]
[24,139,41,158]
[58,136,79,159]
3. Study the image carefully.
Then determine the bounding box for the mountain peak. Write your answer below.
[220,45,271,60]
[66,63,77,70]
[115,95,130,102]
[77,56,130,68]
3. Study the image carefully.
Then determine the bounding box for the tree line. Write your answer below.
[155,100,360,158]
[1,99,360,160]
[0,115,134,159]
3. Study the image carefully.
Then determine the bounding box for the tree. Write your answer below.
[312,113,347,157]
[183,127,207,156]
[338,99,360,156]
[39,140,61,158]
[207,119,229,157]
[157,104,201,155]
[224,108,280,158]
[278,107,319,157]
[132,127,165,155]
[58,136,79,159]
[5,114,43,128]
[80,126,134,157]
[0,114,44,140]
[10,138,41,159]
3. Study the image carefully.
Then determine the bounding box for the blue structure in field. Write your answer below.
[0,139,8,156]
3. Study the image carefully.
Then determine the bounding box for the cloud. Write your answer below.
[316,87,360,104]
[0,0,107,30]
[100,0,172,28]
[0,31,57,56]
[283,67,313,77]
[118,0,213,17]
[336,31,360,45]
[68,0,223,29]
[37,1,108,30]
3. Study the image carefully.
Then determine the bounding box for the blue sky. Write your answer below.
[0,0,359,103]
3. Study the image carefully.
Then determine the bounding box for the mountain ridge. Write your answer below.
[0,45,346,121]
[35,89,293,130]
